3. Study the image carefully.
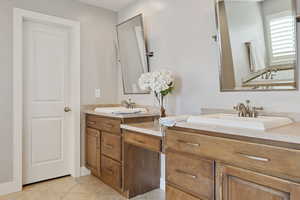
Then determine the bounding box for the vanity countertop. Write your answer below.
[84,109,159,119]
[121,122,163,137]
[81,104,159,119]
[172,121,300,146]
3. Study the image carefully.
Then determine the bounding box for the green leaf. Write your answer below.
[160,86,174,97]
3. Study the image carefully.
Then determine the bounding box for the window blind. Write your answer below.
[269,15,296,62]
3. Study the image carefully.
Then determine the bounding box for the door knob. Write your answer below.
[64,106,72,112]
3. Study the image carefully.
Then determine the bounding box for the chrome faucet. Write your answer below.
[234,100,263,118]
[121,98,136,109]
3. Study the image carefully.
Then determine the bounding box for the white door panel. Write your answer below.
[23,21,71,185]
[32,32,66,101]
[31,118,63,165]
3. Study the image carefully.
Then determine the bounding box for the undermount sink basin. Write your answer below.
[187,113,293,130]
[94,107,147,114]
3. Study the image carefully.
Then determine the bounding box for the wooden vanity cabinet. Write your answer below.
[166,128,300,200]
[166,151,214,200]
[85,114,157,197]
[101,132,122,161]
[123,130,162,198]
[85,128,100,177]
[216,164,300,200]
[124,130,162,153]
[101,155,122,189]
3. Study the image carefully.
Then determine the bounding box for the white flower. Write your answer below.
[138,69,174,94]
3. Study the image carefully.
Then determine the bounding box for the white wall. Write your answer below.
[118,0,300,115]
[0,0,117,184]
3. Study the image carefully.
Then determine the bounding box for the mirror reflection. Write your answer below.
[217,0,297,91]
[117,14,150,94]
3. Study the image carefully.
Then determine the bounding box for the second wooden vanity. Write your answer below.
[165,124,300,200]
[122,122,163,198]
[85,112,161,198]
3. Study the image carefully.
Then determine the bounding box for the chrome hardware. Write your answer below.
[175,169,197,179]
[106,168,114,174]
[250,106,264,118]
[64,106,72,112]
[233,100,263,118]
[236,152,270,162]
[135,139,145,144]
[121,98,136,109]
[87,121,96,125]
[212,35,218,42]
[177,140,200,147]
[102,123,113,128]
[146,51,154,57]
[104,144,114,149]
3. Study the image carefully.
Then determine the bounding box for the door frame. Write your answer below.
[9,8,81,194]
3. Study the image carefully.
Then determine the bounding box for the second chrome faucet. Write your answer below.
[234,100,263,118]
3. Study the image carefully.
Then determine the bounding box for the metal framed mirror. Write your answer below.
[215,0,298,91]
[117,14,152,95]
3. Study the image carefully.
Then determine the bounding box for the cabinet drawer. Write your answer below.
[166,129,300,179]
[166,151,214,200]
[101,156,122,189]
[86,115,121,134]
[124,130,162,152]
[166,185,203,200]
[101,132,121,161]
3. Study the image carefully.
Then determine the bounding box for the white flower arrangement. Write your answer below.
[138,70,174,117]
[139,69,174,95]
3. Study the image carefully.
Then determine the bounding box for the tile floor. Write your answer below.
[0,175,165,200]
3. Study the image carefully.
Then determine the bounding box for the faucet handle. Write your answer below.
[253,106,263,111]
[250,106,263,118]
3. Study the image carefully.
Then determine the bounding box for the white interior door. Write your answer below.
[23,20,71,185]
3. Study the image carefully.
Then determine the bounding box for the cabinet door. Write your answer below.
[216,163,300,200]
[86,128,100,177]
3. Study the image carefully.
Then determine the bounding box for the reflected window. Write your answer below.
[267,12,296,65]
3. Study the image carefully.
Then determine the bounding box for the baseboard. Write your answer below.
[160,178,165,190]
[0,181,21,196]
[80,167,91,176]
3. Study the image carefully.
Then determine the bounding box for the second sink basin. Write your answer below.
[187,113,293,130]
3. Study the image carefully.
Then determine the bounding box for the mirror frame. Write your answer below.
[215,0,299,92]
[116,14,151,95]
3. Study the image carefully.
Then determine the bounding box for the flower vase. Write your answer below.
[160,95,166,118]
[160,106,166,118]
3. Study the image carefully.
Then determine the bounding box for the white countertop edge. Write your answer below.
[121,124,163,137]
[175,122,300,145]
[83,110,159,119]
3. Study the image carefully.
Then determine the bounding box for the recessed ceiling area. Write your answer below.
[77,0,136,11]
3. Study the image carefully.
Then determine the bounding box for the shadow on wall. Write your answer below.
[165,75,182,115]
